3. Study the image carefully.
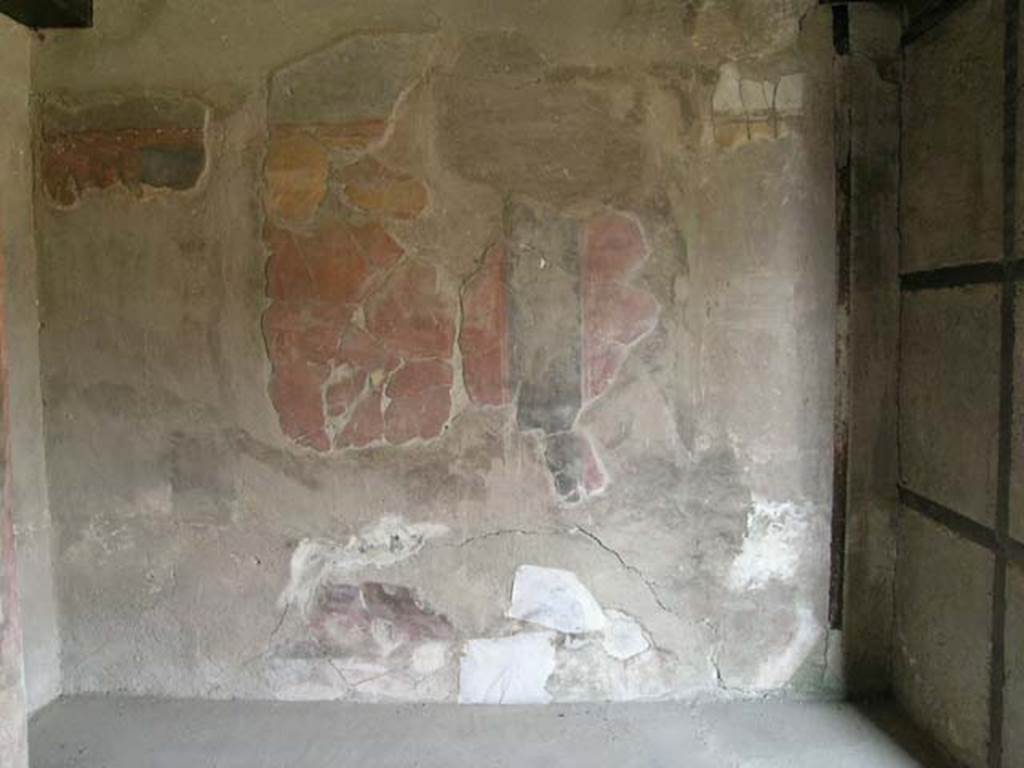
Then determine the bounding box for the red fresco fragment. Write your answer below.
[582,213,660,401]
[264,220,457,450]
[384,360,454,444]
[337,387,385,449]
[364,261,455,360]
[459,245,510,406]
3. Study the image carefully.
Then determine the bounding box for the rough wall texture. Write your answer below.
[896,2,1015,767]
[901,0,1004,273]
[1007,562,1024,768]
[0,17,31,768]
[836,4,901,696]
[34,0,837,703]
[893,510,994,768]
[1,21,62,715]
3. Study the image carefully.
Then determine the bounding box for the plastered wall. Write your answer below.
[895,2,1024,767]
[32,0,840,704]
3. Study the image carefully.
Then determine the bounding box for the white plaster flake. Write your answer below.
[601,610,650,661]
[458,633,557,704]
[728,499,812,591]
[507,565,607,634]
[411,641,449,675]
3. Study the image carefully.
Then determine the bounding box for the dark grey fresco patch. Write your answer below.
[141,145,204,189]
[505,199,581,437]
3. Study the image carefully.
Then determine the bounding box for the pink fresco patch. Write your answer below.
[384,360,454,444]
[459,244,510,406]
[582,212,660,401]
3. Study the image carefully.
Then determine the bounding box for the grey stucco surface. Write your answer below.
[896,5,1018,768]
[0,16,35,768]
[0,25,61,715]
[28,696,957,768]
[901,0,1004,273]
[32,0,840,704]
[1006,562,1024,768]
[893,510,994,768]
[840,3,902,696]
[898,286,1001,527]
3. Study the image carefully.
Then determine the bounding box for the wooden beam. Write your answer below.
[1,0,92,28]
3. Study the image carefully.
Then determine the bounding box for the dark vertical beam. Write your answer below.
[991,0,1019,764]
[829,2,853,631]
[0,0,92,28]
[903,0,975,45]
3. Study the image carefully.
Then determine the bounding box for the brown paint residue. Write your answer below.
[341,156,429,220]
[264,132,329,224]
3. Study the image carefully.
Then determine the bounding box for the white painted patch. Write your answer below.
[601,610,651,661]
[712,64,805,119]
[411,642,449,675]
[279,516,448,612]
[774,74,805,115]
[507,565,607,634]
[712,63,744,115]
[728,499,812,591]
[739,78,773,113]
[752,604,822,690]
[458,633,557,704]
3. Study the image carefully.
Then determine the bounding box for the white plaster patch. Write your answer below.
[411,641,449,675]
[712,63,744,115]
[458,633,557,704]
[774,74,805,115]
[712,65,805,120]
[727,499,812,591]
[279,516,449,612]
[601,610,651,661]
[548,639,677,702]
[507,565,607,634]
[752,604,822,690]
[739,78,773,113]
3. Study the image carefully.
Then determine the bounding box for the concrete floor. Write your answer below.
[29,696,951,768]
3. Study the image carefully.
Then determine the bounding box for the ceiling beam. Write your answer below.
[1,0,92,28]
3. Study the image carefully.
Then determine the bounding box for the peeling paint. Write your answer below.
[280,517,449,612]
[728,499,813,591]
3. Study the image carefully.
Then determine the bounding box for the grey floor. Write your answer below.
[29,696,951,768]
